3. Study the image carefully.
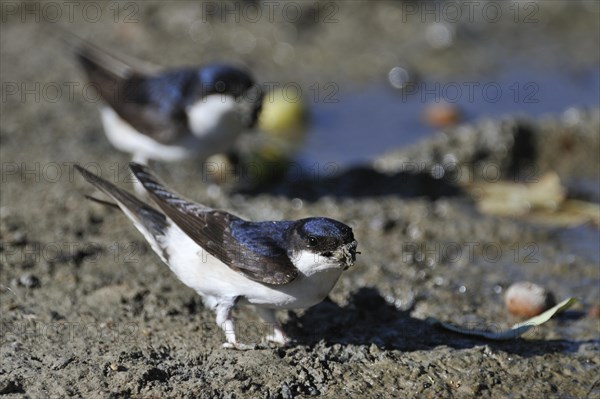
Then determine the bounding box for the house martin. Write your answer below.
[68,36,263,169]
[75,163,358,349]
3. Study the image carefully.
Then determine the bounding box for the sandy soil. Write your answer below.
[1,2,599,398]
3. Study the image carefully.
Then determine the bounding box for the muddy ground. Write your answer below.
[1,2,599,398]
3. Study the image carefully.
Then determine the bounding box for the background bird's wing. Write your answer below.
[66,34,188,144]
[130,163,299,285]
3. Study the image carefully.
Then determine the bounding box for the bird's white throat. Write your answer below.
[291,249,346,276]
[186,94,243,139]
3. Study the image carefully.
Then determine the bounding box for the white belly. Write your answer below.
[100,94,245,162]
[100,107,197,162]
[163,225,344,310]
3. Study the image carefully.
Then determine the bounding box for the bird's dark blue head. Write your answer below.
[194,63,263,126]
[197,64,255,97]
[298,217,354,242]
[288,217,358,262]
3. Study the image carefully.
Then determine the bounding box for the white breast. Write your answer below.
[185,95,245,155]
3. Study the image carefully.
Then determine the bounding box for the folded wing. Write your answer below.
[130,163,299,285]
[68,34,188,144]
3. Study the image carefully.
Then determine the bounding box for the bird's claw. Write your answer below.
[222,342,258,351]
[264,334,290,346]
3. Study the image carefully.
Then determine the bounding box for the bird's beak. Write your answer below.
[246,84,263,105]
[241,84,263,127]
[340,240,358,270]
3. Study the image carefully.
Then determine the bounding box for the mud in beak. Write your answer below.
[339,240,358,270]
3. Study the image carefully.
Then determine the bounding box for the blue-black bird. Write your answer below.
[76,163,359,349]
[69,36,263,168]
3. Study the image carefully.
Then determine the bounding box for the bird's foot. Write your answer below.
[222,342,258,351]
[264,327,290,346]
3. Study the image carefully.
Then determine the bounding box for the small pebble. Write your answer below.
[259,87,306,139]
[587,305,600,319]
[505,281,556,318]
[388,66,411,89]
[12,231,27,246]
[425,23,454,49]
[291,198,303,210]
[204,154,234,185]
[281,382,292,399]
[51,356,73,370]
[18,274,40,289]
[423,102,461,129]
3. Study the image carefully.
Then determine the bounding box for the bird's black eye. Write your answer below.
[215,80,226,93]
[308,236,318,247]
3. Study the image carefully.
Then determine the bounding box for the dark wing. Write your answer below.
[129,163,299,285]
[69,35,188,144]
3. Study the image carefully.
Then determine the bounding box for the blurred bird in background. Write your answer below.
[65,34,264,193]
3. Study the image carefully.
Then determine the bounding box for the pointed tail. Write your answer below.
[75,165,169,261]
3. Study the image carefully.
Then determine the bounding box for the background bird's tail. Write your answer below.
[62,31,134,80]
[61,31,161,109]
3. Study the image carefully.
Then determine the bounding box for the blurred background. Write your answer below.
[2,1,599,170]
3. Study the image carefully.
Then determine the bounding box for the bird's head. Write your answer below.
[195,64,263,128]
[286,217,359,275]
